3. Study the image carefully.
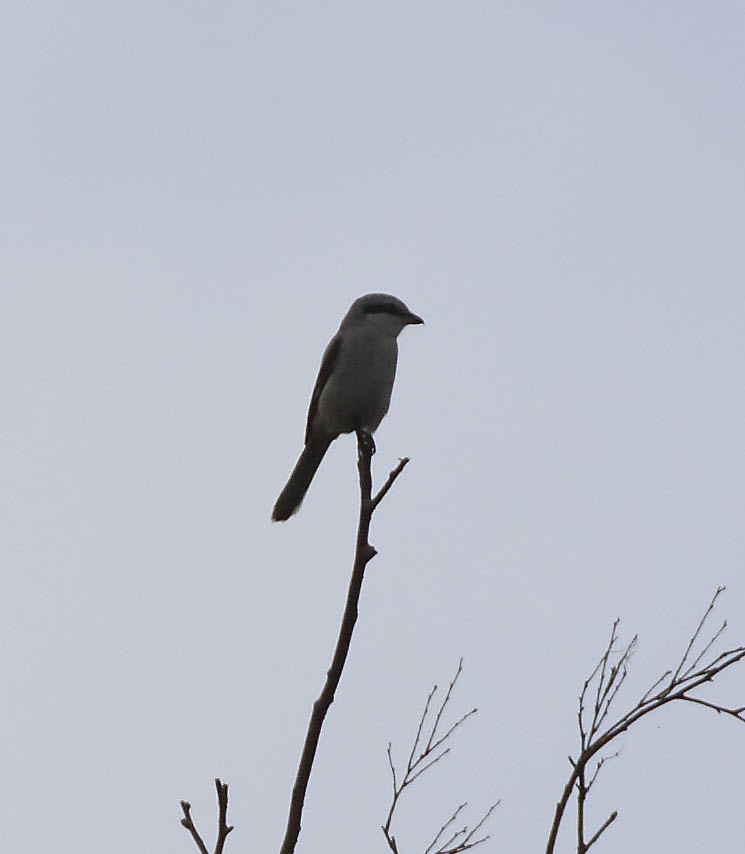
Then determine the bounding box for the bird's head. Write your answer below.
[343,293,424,335]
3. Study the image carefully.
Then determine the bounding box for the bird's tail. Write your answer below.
[271,436,331,521]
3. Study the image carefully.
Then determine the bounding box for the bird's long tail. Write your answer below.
[271,436,331,521]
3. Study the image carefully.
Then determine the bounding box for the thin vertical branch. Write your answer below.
[214,780,233,854]
[278,434,410,854]
[179,441,411,854]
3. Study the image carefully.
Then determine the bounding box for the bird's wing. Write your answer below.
[305,333,343,444]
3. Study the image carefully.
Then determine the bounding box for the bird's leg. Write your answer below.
[356,428,376,459]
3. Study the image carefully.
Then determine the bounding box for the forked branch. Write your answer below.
[179,779,233,854]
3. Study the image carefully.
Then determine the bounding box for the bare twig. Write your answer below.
[383,660,498,854]
[279,432,410,854]
[180,801,209,854]
[546,588,745,854]
[584,810,617,852]
[454,800,501,852]
[678,695,745,721]
[671,586,724,684]
[372,457,411,510]
[424,804,467,854]
[179,779,233,854]
[214,780,233,854]
[587,748,621,791]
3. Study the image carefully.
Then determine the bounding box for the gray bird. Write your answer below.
[272,293,424,521]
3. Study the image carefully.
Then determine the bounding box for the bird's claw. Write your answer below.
[357,429,376,457]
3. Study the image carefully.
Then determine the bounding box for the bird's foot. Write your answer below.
[356,429,376,458]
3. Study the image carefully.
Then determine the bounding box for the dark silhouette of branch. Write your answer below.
[279,432,410,854]
[178,438,410,854]
[180,779,233,854]
[383,660,499,854]
[545,587,745,854]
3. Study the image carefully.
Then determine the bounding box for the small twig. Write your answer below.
[214,780,234,854]
[682,621,727,679]
[587,748,621,790]
[455,800,501,852]
[427,659,465,752]
[387,742,398,794]
[671,587,725,684]
[678,696,745,721]
[599,638,635,727]
[591,621,617,734]
[372,457,411,510]
[408,746,452,785]
[427,707,478,761]
[424,804,467,854]
[180,801,209,854]
[406,685,438,779]
[636,670,672,707]
[585,810,618,852]
[425,800,498,854]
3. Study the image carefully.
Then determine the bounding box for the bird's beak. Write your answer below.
[405,311,424,326]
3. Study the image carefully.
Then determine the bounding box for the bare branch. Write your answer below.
[279,433,409,854]
[383,661,498,854]
[546,588,745,854]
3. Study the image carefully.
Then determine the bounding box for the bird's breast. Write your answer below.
[315,333,398,437]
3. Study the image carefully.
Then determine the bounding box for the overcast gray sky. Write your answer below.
[3,3,745,852]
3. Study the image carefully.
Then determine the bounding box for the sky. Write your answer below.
[2,2,745,852]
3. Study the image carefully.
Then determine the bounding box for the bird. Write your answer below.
[272,293,424,521]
